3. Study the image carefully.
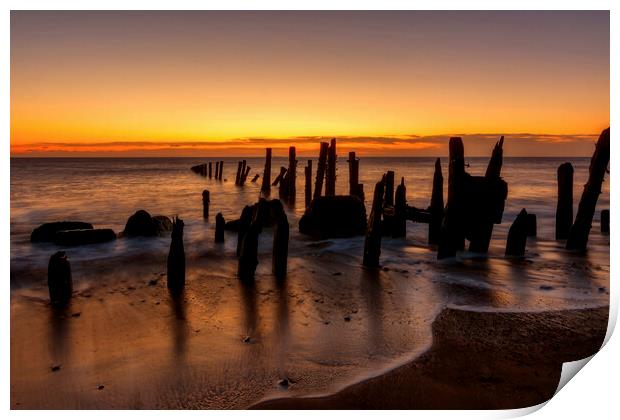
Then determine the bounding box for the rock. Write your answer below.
[123,210,170,236]
[299,195,367,238]
[51,365,61,372]
[54,229,116,246]
[344,315,351,322]
[97,385,105,390]
[278,378,289,388]
[31,221,93,242]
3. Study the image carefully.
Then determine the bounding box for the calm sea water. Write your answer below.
[10,156,609,287]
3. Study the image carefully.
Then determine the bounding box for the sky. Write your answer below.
[10,11,609,157]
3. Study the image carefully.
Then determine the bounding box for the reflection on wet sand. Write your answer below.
[359,269,384,358]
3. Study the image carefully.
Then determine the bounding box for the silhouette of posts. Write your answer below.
[215,213,225,243]
[208,162,213,179]
[348,151,363,201]
[202,190,210,220]
[167,217,185,294]
[601,210,609,233]
[237,206,253,257]
[567,128,610,251]
[215,161,220,180]
[526,214,537,237]
[506,209,528,257]
[438,137,466,259]
[271,200,289,280]
[261,148,272,194]
[235,161,243,185]
[314,142,329,199]
[394,177,407,238]
[305,160,312,208]
[251,174,260,183]
[48,251,73,307]
[272,166,287,186]
[279,146,297,202]
[556,162,574,240]
[219,161,224,180]
[363,176,385,268]
[429,158,444,245]
[325,138,337,196]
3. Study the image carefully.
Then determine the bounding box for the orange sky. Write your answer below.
[10,11,609,157]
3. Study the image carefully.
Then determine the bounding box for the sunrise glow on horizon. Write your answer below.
[10,11,609,157]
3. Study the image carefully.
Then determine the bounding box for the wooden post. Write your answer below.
[314,142,329,199]
[567,128,610,250]
[348,151,360,197]
[215,161,220,180]
[48,251,72,307]
[219,160,224,180]
[202,190,210,220]
[215,213,225,243]
[429,158,444,245]
[305,160,312,208]
[506,209,528,257]
[261,148,272,194]
[326,138,337,196]
[384,170,395,206]
[238,222,260,282]
[271,199,289,280]
[240,163,251,186]
[394,177,407,238]
[251,173,260,183]
[437,137,466,259]
[280,146,297,202]
[208,162,212,179]
[556,162,574,240]
[235,161,243,185]
[363,176,385,268]
[601,209,609,233]
[272,166,287,186]
[526,214,537,237]
[167,217,185,293]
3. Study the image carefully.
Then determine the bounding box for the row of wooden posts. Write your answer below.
[190,161,224,180]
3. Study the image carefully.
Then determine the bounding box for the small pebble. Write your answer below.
[540,285,554,291]
[344,315,351,322]
[148,279,158,286]
[278,378,289,388]
[51,365,61,372]
[71,312,81,318]
[243,336,251,343]
[333,272,342,276]
[98,385,105,390]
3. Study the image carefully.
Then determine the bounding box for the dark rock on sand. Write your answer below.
[54,229,116,246]
[31,221,93,242]
[123,210,172,236]
[299,196,367,238]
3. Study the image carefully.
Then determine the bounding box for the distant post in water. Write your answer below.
[271,200,289,280]
[48,251,73,307]
[219,160,224,180]
[314,142,329,199]
[325,138,337,196]
[363,176,385,268]
[261,148,272,194]
[437,137,466,259]
[167,217,185,294]
[279,146,297,202]
[567,128,610,251]
[235,161,243,185]
[202,190,210,220]
[215,161,220,180]
[348,151,363,200]
[429,158,444,245]
[215,213,225,243]
[506,209,528,257]
[305,160,312,208]
[208,162,213,179]
[394,177,407,238]
[556,162,574,240]
[601,209,609,233]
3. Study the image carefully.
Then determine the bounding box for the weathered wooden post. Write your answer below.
[384,171,395,207]
[304,160,312,208]
[215,161,220,180]
[526,214,537,237]
[567,128,610,251]
[506,209,528,257]
[555,162,574,240]
[261,148,272,194]
[382,170,396,236]
[202,190,210,220]
[251,173,260,183]
[238,222,260,282]
[348,152,360,198]
[219,160,224,180]
[363,176,385,268]
[208,162,213,179]
[48,251,73,307]
[167,217,185,294]
[326,138,337,196]
[280,146,297,202]
[429,158,444,245]
[271,199,289,280]
[313,142,329,199]
[235,161,243,185]
[240,162,251,186]
[601,209,610,233]
[215,213,225,243]
[272,166,287,186]
[437,137,466,259]
[394,177,407,238]
[237,206,253,257]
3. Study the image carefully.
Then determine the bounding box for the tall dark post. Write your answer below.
[215,161,220,180]
[325,138,337,196]
[526,214,537,237]
[48,251,73,307]
[314,142,329,199]
[437,137,466,259]
[280,146,296,202]
[219,160,224,180]
[348,152,359,196]
[384,171,395,206]
[429,158,444,245]
[567,128,610,251]
[235,161,243,186]
[363,176,385,268]
[394,177,407,238]
[238,222,260,282]
[261,148,272,195]
[167,217,185,294]
[305,160,312,208]
[241,164,251,185]
[208,162,213,179]
[271,200,289,280]
[215,213,225,243]
[556,162,574,240]
[202,190,210,220]
[601,210,609,233]
[237,206,253,257]
[272,167,287,186]
[506,209,528,257]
